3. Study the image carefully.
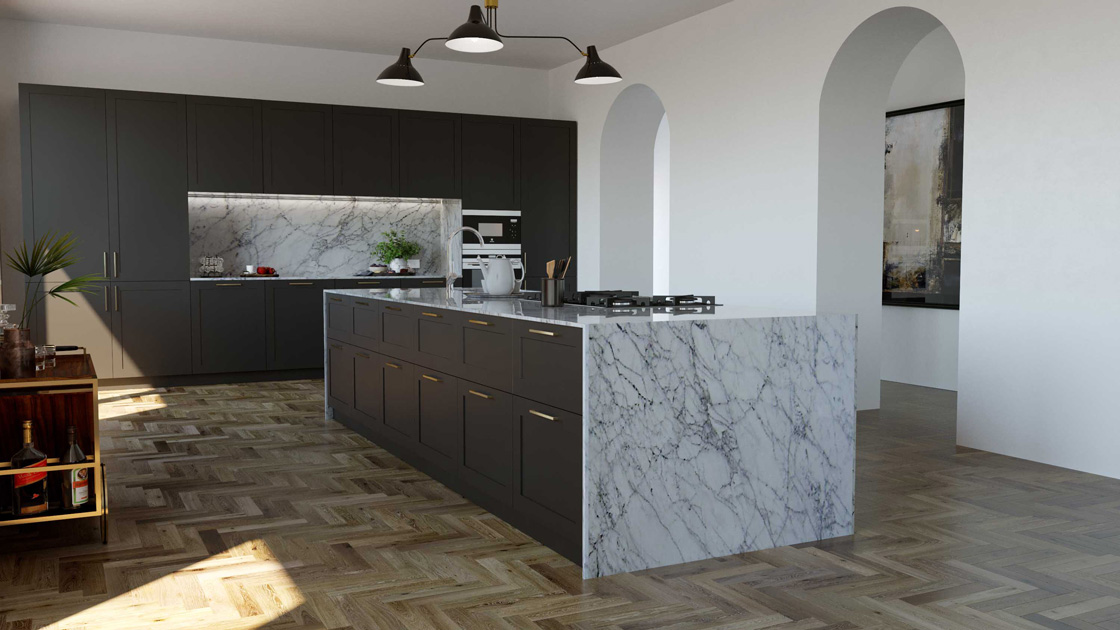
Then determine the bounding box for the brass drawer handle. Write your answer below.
[421,312,442,318]
[289,282,313,286]
[329,296,343,302]
[528,328,557,337]
[421,374,442,383]
[216,282,242,287]
[329,343,343,350]
[355,300,370,306]
[422,280,443,284]
[468,389,493,400]
[529,409,558,422]
[355,352,370,359]
[467,319,492,327]
[385,362,401,369]
[385,305,402,311]
[357,281,382,286]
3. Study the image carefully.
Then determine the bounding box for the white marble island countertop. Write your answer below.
[325,287,817,327]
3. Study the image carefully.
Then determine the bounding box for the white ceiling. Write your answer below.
[0,0,733,69]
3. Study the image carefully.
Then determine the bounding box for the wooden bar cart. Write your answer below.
[0,352,107,542]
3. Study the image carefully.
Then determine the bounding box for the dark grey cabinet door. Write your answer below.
[379,303,418,362]
[334,106,397,197]
[190,282,267,373]
[512,321,583,414]
[381,358,418,439]
[266,280,332,370]
[186,96,263,193]
[459,382,513,508]
[521,119,577,290]
[353,349,383,427]
[107,91,188,282]
[415,308,462,376]
[415,368,459,476]
[513,396,581,562]
[460,314,512,391]
[262,102,333,195]
[37,281,115,378]
[20,85,110,281]
[327,341,355,408]
[111,281,192,378]
[462,115,519,210]
[325,293,352,343]
[351,298,380,352]
[398,111,460,199]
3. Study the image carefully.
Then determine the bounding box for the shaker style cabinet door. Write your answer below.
[190,282,267,374]
[107,91,188,282]
[327,341,355,409]
[111,281,192,378]
[266,280,333,370]
[398,111,460,199]
[262,101,333,195]
[186,96,263,193]
[520,119,577,290]
[461,115,519,210]
[20,85,111,281]
[458,381,514,509]
[415,368,460,480]
[333,106,398,197]
[380,358,418,440]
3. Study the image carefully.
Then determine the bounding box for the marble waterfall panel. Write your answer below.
[189,195,462,277]
[584,314,857,578]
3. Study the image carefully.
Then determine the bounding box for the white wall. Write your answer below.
[880,26,965,391]
[652,113,671,295]
[546,0,1120,480]
[0,19,550,301]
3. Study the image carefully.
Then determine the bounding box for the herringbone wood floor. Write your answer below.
[3,380,1120,629]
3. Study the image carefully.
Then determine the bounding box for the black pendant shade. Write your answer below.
[446,5,504,53]
[574,45,622,85]
[377,48,425,86]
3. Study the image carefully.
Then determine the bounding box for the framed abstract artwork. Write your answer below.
[882,100,963,309]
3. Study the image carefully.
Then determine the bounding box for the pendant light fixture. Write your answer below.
[377,0,621,87]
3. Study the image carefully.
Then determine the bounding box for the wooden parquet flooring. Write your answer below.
[4,380,1120,629]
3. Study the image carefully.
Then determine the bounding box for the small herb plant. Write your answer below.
[372,231,421,264]
[5,232,102,329]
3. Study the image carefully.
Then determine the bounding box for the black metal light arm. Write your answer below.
[411,37,449,57]
[496,32,587,56]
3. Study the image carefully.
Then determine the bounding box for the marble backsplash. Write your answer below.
[188,194,461,277]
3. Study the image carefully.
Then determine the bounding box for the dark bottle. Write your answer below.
[12,419,48,516]
[60,426,89,510]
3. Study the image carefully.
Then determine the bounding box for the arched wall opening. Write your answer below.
[817,7,964,411]
[600,83,668,294]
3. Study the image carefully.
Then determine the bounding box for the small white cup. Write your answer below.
[245,265,255,273]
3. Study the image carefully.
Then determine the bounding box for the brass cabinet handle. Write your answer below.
[113,251,120,278]
[467,319,492,327]
[529,409,558,422]
[216,282,242,287]
[528,329,557,337]
[355,352,370,359]
[102,252,108,277]
[114,285,120,312]
[385,305,402,311]
[385,362,401,369]
[329,343,343,350]
[468,390,493,400]
[355,300,370,306]
[103,285,109,312]
[357,281,382,286]
[421,312,442,318]
[289,281,313,286]
[422,280,442,284]
[421,374,442,383]
[329,296,342,302]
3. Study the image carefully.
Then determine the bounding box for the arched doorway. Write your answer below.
[817,7,964,410]
[600,84,668,294]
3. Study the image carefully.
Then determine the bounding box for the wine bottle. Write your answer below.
[12,420,48,516]
[60,426,88,510]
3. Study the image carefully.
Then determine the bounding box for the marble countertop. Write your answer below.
[325,288,817,328]
[191,275,445,282]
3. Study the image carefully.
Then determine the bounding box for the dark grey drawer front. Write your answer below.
[400,277,447,289]
[326,294,352,342]
[335,278,401,289]
[460,314,512,390]
[512,323,582,414]
[514,397,581,525]
[351,300,380,352]
[379,303,417,360]
[416,309,462,374]
[459,381,513,507]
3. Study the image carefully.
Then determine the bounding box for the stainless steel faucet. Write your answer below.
[446,226,485,298]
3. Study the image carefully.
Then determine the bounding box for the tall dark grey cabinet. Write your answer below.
[521,119,577,290]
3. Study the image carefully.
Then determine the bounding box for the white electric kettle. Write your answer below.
[479,256,523,295]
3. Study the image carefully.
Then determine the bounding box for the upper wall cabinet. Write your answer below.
[462,115,520,210]
[333,106,398,197]
[186,96,263,193]
[399,111,461,199]
[521,119,577,285]
[107,91,188,282]
[20,85,111,280]
[262,102,333,195]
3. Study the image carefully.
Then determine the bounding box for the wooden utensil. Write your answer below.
[560,256,572,279]
[546,260,555,280]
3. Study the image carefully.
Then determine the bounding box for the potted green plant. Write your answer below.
[2,232,101,377]
[372,230,421,273]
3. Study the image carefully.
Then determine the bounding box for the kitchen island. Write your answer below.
[323,288,856,578]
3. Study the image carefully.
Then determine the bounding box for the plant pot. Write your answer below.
[389,258,407,273]
[0,328,35,379]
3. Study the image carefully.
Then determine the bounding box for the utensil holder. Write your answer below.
[541,279,565,307]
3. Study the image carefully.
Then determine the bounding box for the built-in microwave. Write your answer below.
[462,210,520,246]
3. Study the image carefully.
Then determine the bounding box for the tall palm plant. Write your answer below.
[5,232,101,329]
